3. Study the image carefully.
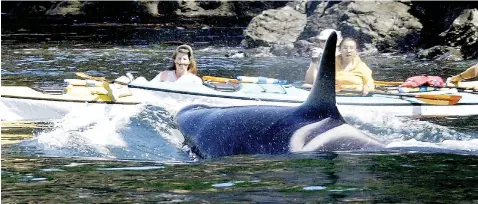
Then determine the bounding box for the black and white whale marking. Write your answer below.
[174,32,384,158]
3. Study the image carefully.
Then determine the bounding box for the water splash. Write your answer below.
[344,113,477,154]
[18,101,189,161]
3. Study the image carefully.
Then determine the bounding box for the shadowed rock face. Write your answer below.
[439,9,478,59]
[1,1,288,18]
[1,1,477,59]
[300,1,422,53]
[242,1,476,59]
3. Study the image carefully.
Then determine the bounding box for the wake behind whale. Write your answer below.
[174,32,384,159]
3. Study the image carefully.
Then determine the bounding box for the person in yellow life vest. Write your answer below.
[304,29,342,85]
[447,63,478,90]
[305,37,374,96]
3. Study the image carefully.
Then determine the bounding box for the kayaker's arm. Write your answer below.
[449,63,478,83]
[151,71,167,83]
[305,60,318,85]
[305,47,322,85]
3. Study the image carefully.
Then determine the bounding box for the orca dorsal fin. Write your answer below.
[299,32,339,116]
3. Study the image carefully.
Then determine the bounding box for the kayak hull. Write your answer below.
[1,86,141,122]
[128,80,478,117]
[2,97,141,122]
[2,81,478,122]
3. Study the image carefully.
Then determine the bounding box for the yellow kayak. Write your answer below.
[1,84,139,104]
[2,80,141,121]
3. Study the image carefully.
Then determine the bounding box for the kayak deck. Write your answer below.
[1,86,140,104]
[129,80,478,106]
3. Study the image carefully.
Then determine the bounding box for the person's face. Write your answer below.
[174,52,190,72]
[340,40,357,59]
[318,39,326,48]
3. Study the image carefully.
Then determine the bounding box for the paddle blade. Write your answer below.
[102,81,118,102]
[75,72,107,82]
[415,94,462,105]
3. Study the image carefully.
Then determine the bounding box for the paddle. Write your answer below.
[75,72,124,102]
[374,81,403,86]
[339,89,462,105]
[202,76,287,85]
[297,84,460,105]
[202,76,240,84]
[75,72,109,82]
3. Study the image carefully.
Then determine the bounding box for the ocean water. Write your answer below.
[2,39,478,203]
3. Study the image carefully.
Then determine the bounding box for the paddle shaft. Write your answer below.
[75,72,110,82]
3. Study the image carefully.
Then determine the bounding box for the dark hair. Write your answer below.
[168,45,198,75]
[339,37,358,48]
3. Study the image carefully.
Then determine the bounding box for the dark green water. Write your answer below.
[2,38,478,202]
[2,151,478,203]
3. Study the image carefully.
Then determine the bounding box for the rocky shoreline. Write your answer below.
[2,1,477,60]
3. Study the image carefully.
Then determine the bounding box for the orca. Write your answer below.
[174,32,384,158]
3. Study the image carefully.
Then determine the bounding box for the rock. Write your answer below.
[293,40,315,57]
[361,43,379,56]
[176,0,234,17]
[231,2,289,17]
[225,51,246,59]
[138,1,159,16]
[3,2,53,15]
[45,1,84,15]
[243,46,274,58]
[439,9,478,59]
[417,46,463,61]
[177,0,203,13]
[301,1,422,52]
[242,6,307,49]
[300,1,337,39]
[271,43,296,56]
[286,0,308,14]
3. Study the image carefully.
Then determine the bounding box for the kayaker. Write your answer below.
[447,63,478,90]
[305,29,342,85]
[151,44,203,84]
[305,37,375,96]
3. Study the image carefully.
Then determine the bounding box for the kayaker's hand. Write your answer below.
[447,75,463,84]
[311,47,322,62]
[362,85,369,96]
[335,82,342,92]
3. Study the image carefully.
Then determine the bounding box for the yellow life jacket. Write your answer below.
[335,55,375,91]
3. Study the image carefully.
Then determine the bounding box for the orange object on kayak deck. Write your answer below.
[415,94,462,105]
[202,76,240,84]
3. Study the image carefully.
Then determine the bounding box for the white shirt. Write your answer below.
[151,70,202,85]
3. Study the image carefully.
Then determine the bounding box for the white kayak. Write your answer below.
[1,83,141,122]
[128,78,478,117]
[2,78,478,122]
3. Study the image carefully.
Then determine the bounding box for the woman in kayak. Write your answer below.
[447,63,478,90]
[304,29,342,85]
[151,44,203,84]
[305,37,374,96]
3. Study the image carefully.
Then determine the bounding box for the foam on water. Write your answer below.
[19,99,189,161]
[15,90,478,161]
[344,112,477,154]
